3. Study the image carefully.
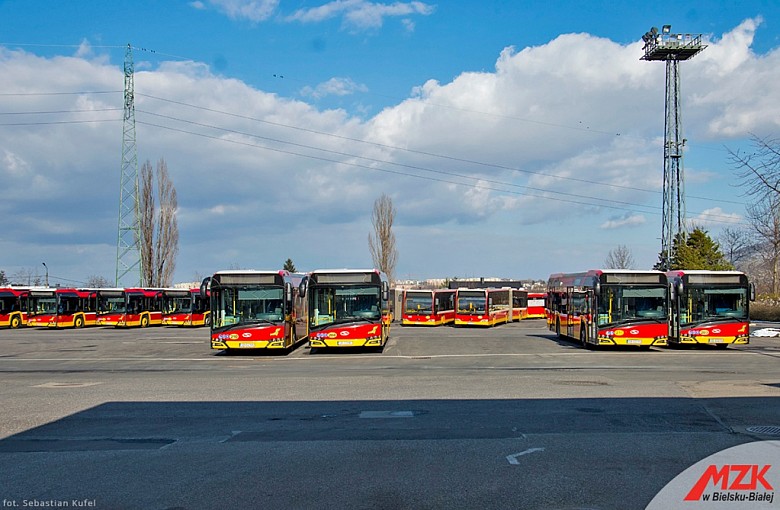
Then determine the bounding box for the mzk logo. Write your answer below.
[685,464,774,503]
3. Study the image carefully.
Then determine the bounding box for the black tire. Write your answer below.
[10,315,21,329]
[556,319,561,338]
[580,325,587,348]
[204,314,211,327]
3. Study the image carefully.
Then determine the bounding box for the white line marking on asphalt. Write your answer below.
[506,447,545,464]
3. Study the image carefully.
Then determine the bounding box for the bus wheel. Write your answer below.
[204,315,211,327]
[10,315,21,329]
[141,316,149,328]
[74,316,84,328]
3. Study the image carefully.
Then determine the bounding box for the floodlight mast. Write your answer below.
[641,25,706,270]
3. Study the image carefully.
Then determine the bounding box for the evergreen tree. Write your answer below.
[666,228,734,270]
[283,259,297,272]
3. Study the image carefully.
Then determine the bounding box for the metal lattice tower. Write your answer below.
[641,25,706,270]
[115,44,142,287]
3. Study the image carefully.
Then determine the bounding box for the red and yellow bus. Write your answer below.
[206,270,307,351]
[402,289,456,326]
[0,287,30,328]
[302,269,391,350]
[526,292,547,319]
[455,287,513,326]
[162,288,210,327]
[666,270,754,348]
[27,288,98,328]
[96,288,163,327]
[547,270,668,348]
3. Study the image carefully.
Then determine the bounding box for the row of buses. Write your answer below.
[546,269,754,349]
[203,268,391,352]
[0,287,209,329]
[400,288,547,327]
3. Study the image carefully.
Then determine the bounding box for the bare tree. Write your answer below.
[140,160,155,287]
[746,195,780,295]
[368,194,398,283]
[718,227,755,269]
[729,134,780,203]
[85,275,112,288]
[139,158,179,288]
[604,245,635,269]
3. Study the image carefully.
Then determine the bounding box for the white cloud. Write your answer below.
[204,0,279,22]
[600,214,647,230]
[285,1,435,30]
[300,77,369,99]
[0,18,775,282]
[688,208,743,228]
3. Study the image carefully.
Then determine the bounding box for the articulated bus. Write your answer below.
[162,288,210,327]
[205,270,307,351]
[547,270,668,348]
[301,269,391,350]
[27,288,98,328]
[95,288,163,327]
[666,270,755,348]
[402,289,456,326]
[526,292,547,319]
[0,287,30,328]
[454,287,514,326]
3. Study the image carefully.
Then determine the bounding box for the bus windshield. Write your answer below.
[458,291,486,314]
[214,286,284,328]
[99,296,126,314]
[310,285,381,328]
[680,286,748,324]
[166,296,193,314]
[597,285,667,325]
[405,293,432,313]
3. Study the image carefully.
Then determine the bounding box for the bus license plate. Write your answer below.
[626,339,642,344]
[337,341,353,346]
[708,338,725,344]
[239,342,254,348]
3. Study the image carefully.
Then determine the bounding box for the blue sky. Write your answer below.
[1,0,779,286]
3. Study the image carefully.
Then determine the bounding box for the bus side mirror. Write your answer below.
[594,282,600,295]
[669,282,676,300]
[749,282,756,302]
[284,282,293,309]
[382,281,389,301]
[298,276,308,298]
[200,277,211,300]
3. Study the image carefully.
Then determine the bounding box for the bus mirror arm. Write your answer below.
[200,277,211,300]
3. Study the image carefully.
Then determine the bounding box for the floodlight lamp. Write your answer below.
[662,25,671,34]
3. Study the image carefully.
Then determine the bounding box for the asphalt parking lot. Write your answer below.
[1,320,779,509]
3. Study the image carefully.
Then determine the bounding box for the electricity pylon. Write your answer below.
[115,44,142,287]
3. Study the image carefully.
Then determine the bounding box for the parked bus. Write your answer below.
[162,288,210,327]
[0,287,30,328]
[205,270,307,351]
[666,270,754,348]
[526,292,547,319]
[27,288,98,328]
[402,289,456,326]
[301,269,390,350]
[547,270,668,348]
[454,287,513,326]
[96,288,163,327]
